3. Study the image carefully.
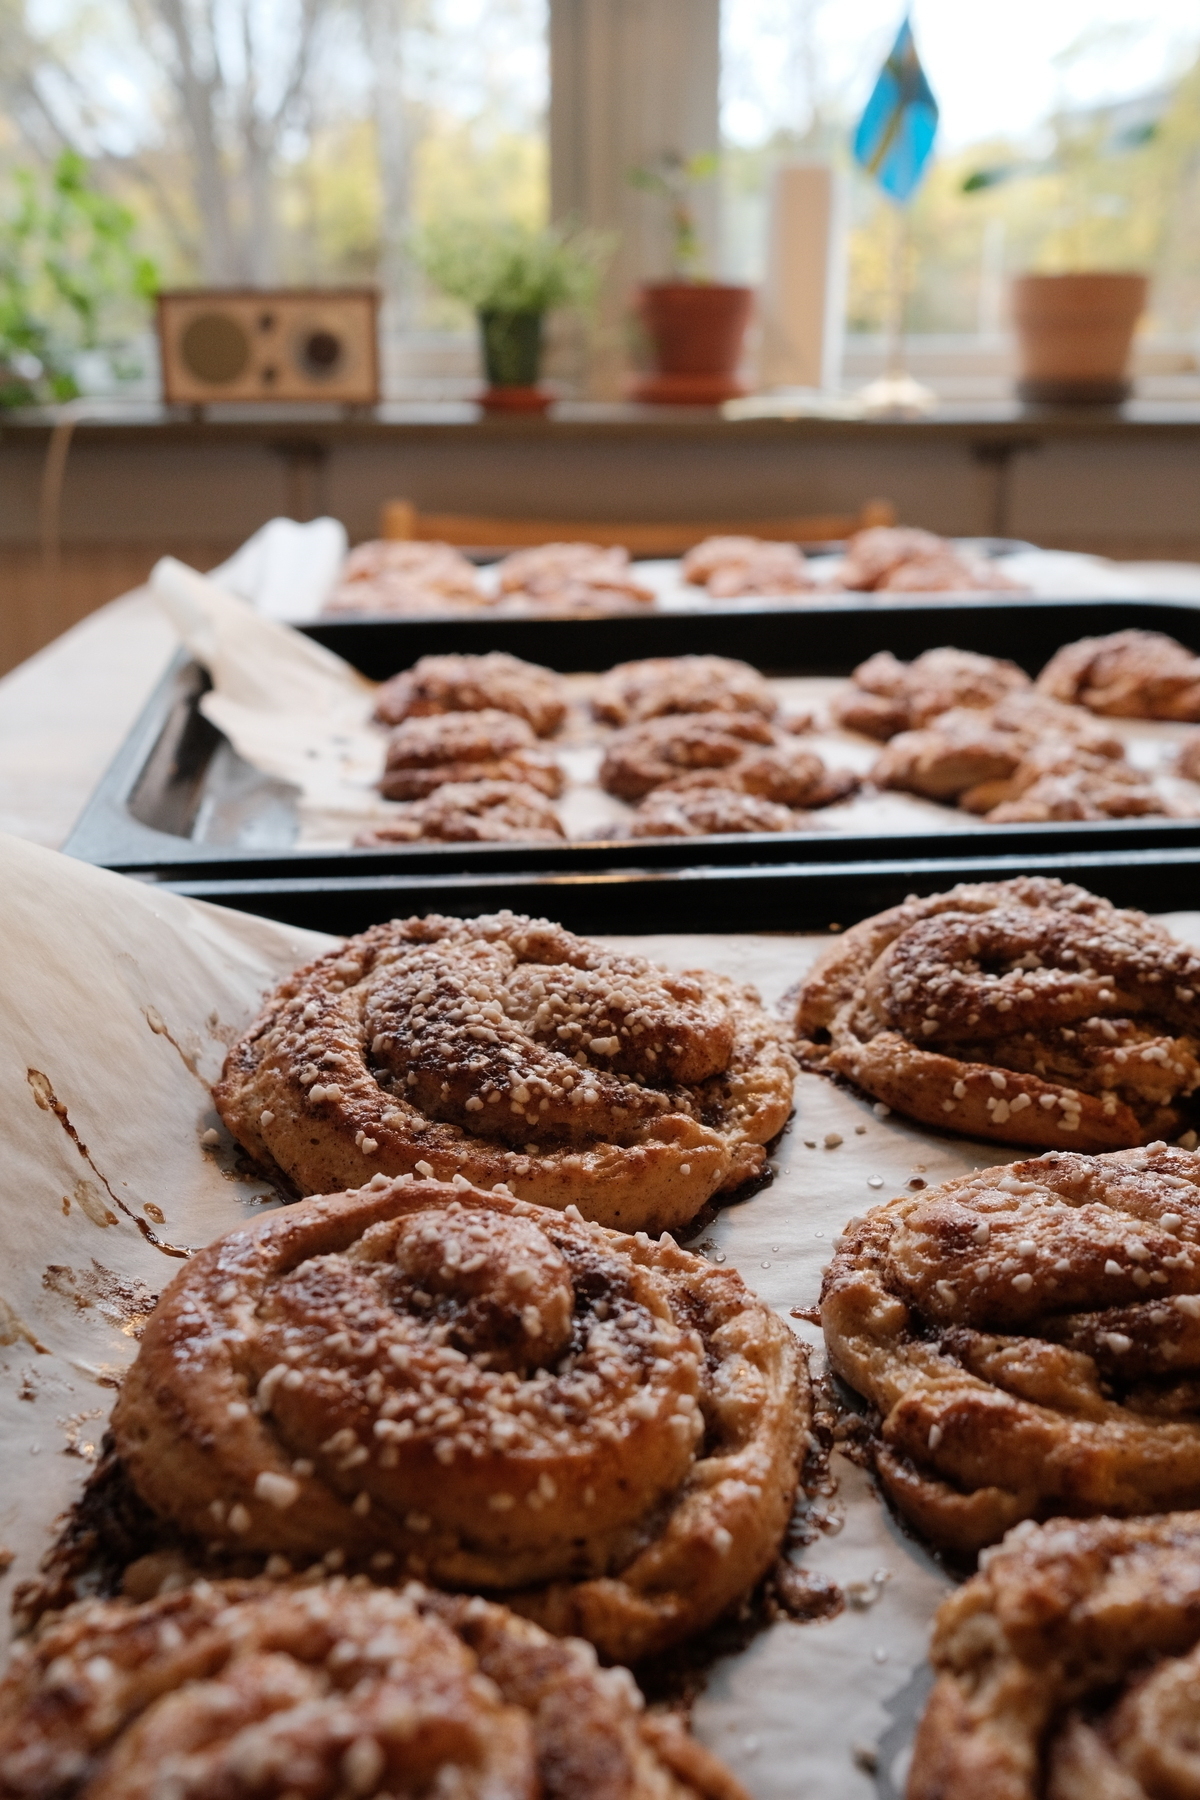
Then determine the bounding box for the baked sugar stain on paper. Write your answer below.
[26,1069,190,1258]
[0,1296,47,1355]
[42,1263,158,1338]
[143,1006,208,1085]
[67,1179,117,1228]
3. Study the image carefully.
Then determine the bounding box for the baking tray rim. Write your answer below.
[63,592,1200,877]
[146,839,1200,935]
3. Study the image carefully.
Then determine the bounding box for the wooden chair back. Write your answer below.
[378,498,896,555]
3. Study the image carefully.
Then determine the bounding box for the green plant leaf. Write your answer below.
[411,217,614,314]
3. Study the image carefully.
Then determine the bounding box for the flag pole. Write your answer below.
[858,197,936,416]
[885,199,905,380]
[851,13,940,417]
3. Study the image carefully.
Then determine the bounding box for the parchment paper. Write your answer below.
[6,831,1199,1792]
[149,557,1200,855]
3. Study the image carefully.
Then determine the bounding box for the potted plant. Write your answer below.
[1008,270,1147,405]
[964,118,1151,405]
[414,219,611,414]
[0,149,158,407]
[628,152,753,405]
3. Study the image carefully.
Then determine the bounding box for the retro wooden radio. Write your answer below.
[157,288,380,405]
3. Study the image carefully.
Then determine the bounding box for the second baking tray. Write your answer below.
[64,594,1200,877]
[149,840,1200,935]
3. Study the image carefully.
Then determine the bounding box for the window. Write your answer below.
[721,0,1200,395]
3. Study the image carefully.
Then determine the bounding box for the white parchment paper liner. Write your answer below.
[6,829,1198,1796]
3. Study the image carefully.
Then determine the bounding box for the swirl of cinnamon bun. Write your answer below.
[822,1143,1200,1559]
[110,1178,808,1664]
[830,646,1031,740]
[909,1511,1200,1800]
[591,656,778,726]
[373,652,567,736]
[215,912,795,1232]
[599,714,777,801]
[791,877,1200,1150]
[1037,628,1200,720]
[628,786,802,837]
[0,1576,748,1800]
[379,711,564,801]
[680,538,815,598]
[354,781,565,846]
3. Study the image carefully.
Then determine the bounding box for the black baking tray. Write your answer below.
[149,840,1200,935]
[63,595,1200,881]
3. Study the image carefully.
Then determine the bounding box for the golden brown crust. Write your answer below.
[591,658,778,727]
[983,748,1168,823]
[822,1146,1200,1558]
[0,1576,749,1799]
[790,877,1200,1151]
[599,715,776,802]
[871,712,1026,801]
[373,653,567,736]
[354,782,566,846]
[628,787,801,837]
[679,538,815,598]
[214,912,796,1231]
[870,692,1164,820]
[908,1511,1200,1800]
[830,647,1032,740]
[1038,629,1200,720]
[706,744,858,808]
[379,711,565,801]
[110,1178,807,1664]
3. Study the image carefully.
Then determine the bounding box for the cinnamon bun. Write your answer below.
[373,652,567,736]
[591,657,778,726]
[831,646,1032,740]
[874,712,1166,821]
[981,743,1168,822]
[110,1178,808,1663]
[835,526,948,590]
[598,714,777,802]
[323,541,484,617]
[628,786,802,837]
[1038,628,1200,720]
[680,537,815,597]
[910,1511,1200,1800]
[215,912,796,1230]
[354,782,566,846]
[494,544,654,616]
[791,877,1200,1150]
[822,1144,1200,1558]
[379,712,564,801]
[0,1575,748,1799]
[834,527,1026,595]
[622,741,858,833]
[877,550,1021,594]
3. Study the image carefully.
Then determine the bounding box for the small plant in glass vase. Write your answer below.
[414,219,611,413]
[627,151,753,405]
[965,81,1152,405]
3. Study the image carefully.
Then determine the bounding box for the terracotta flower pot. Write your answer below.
[632,283,753,405]
[1011,272,1148,406]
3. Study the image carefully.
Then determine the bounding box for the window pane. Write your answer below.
[721,0,1200,353]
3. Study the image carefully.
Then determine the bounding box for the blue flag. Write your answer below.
[853,17,938,203]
